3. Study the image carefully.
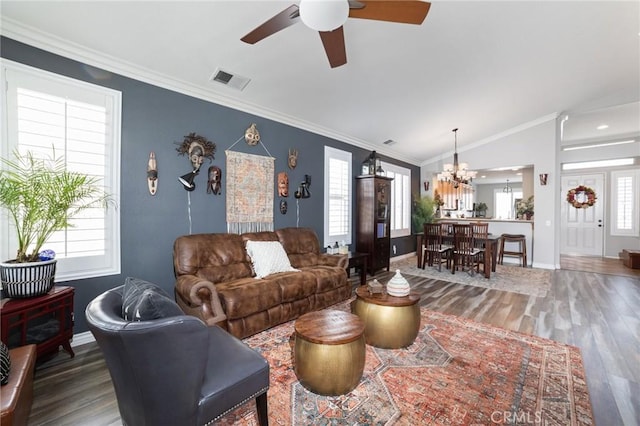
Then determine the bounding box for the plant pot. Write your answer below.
[0,259,56,298]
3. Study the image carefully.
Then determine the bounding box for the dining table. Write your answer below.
[415,232,500,279]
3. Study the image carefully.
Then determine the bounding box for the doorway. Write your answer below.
[560,173,605,256]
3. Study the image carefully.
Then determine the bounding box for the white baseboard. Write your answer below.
[72,331,95,347]
[390,252,416,263]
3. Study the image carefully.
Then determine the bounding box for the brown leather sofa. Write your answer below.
[0,344,36,426]
[173,227,350,339]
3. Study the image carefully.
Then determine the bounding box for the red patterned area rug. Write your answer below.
[217,302,593,425]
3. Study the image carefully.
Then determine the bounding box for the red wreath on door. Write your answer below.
[566,185,597,209]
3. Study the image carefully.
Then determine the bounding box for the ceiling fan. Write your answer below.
[241,0,431,68]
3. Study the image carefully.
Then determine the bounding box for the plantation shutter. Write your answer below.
[382,163,411,238]
[3,60,121,280]
[324,147,352,247]
[611,170,639,236]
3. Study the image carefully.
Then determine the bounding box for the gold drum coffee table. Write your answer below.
[352,286,421,349]
[294,309,365,396]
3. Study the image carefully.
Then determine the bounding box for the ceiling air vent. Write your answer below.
[383,139,396,146]
[210,68,251,91]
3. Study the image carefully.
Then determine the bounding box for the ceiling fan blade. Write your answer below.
[241,4,300,44]
[348,0,431,25]
[319,27,347,68]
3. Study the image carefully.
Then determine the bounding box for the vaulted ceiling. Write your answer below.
[1,1,638,165]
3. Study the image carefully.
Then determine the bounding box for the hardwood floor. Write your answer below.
[561,254,640,278]
[29,260,639,425]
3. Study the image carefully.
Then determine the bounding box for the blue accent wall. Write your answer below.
[1,37,419,333]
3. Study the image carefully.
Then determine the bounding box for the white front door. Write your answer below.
[560,174,605,256]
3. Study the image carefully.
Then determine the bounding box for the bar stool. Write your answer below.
[499,234,527,267]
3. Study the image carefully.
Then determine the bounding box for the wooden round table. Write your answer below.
[294,310,365,396]
[352,286,421,349]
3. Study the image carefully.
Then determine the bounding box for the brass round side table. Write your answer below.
[294,309,365,396]
[352,286,421,349]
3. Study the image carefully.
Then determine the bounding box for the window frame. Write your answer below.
[493,188,523,220]
[1,59,122,281]
[610,169,639,237]
[323,146,352,247]
[381,162,411,238]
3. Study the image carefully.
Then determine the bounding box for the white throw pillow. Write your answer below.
[245,240,299,279]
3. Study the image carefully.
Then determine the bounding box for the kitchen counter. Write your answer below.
[427,218,534,266]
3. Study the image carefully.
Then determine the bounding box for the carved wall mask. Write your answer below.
[207,166,222,195]
[245,123,261,146]
[288,149,298,169]
[277,171,289,197]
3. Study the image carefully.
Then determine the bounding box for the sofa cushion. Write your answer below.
[174,233,253,282]
[217,270,319,319]
[0,341,10,385]
[245,240,299,279]
[276,227,321,268]
[122,277,183,321]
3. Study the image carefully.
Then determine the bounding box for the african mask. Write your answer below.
[280,200,288,214]
[277,172,289,197]
[189,141,205,171]
[176,133,217,171]
[207,166,222,195]
[245,123,260,146]
[288,148,298,169]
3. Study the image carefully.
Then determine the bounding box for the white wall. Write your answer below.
[422,119,558,269]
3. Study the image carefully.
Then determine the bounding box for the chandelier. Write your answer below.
[437,128,477,188]
[503,179,512,193]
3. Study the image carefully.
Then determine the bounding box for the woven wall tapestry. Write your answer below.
[226,150,274,233]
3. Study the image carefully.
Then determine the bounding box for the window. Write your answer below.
[2,60,121,281]
[494,189,522,219]
[562,158,634,170]
[382,162,411,238]
[324,147,352,246]
[611,169,639,236]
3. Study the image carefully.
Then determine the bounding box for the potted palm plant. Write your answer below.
[411,194,437,234]
[0,149,112,298]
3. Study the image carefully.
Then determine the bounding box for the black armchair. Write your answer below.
[85,285,269,425]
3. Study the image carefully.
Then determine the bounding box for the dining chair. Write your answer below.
[439,221,455,237]
[471,222,489,268]
[451,224,483,275]
[422,223,452,271]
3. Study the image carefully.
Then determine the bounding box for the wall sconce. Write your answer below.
[179,170,198,191]
[539,173,548,186]
[294,174,311,199]
[423,181,430,191]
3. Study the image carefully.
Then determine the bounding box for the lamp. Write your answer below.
[437,128,477,189]
[503,179,512,193]
[178,170,198,191]
[299,0,349,32]
[361,150,385,176]
[294,174,311,199]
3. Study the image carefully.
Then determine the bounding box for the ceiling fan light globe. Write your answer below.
[299,0,349,32]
